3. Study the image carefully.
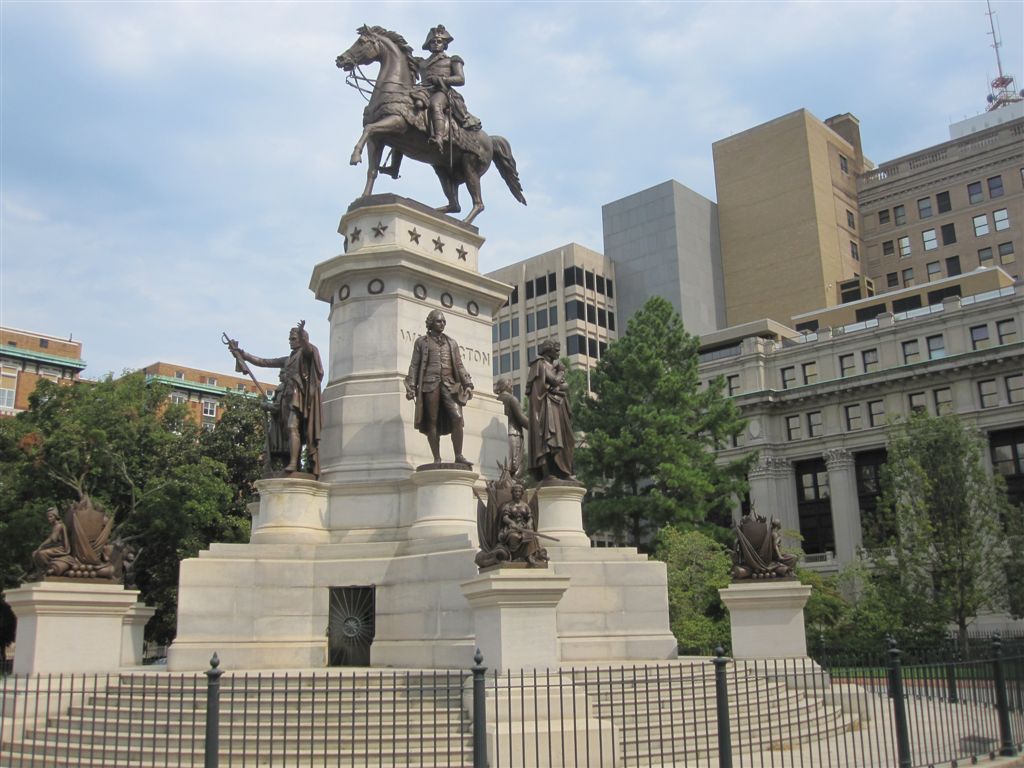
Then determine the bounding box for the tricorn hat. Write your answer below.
[423,24,454,50]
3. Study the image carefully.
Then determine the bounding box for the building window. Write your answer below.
[727,374,740,396]
[940,223,957,246]
[584,270,595,290]
[1006,374,1024,404]
[536,309,548,330]
[595,275,605,294]
[998,242,1015,264]
[902,339,920,364]
[886,272,899,287]
[839,154,849,173]
[978,247,993,266]
[898,236,911,258]
[205,377,217,386]
[997,319,1017,345]
[786,415,802,441]
[845,404,862,431]
[0,366,16,409]
[936,190,952,213]
[868,399,885,427]
[908,391,927,412]
[967,181,984,204]
[780,366,796,389]
[607,311,616,331]
[988,175,1004,199]
[926,334,945,359]
[796,459,833,555]
[883,240,895,257]
[922,229,938,251]
[511,317,520,337]
[525,280,534,300]
[606,279,614,298]
[850,242,859,260]
[512,350,521,371]
[925,261,941,281]
[847,210,856,228]
[807,411,823,437]
[586,303,596,324]
[597,308,607,328]
[201,401,218,418]
[917,197,933,219]
[839,354,855,377]
[933,387,953,415]
[945,255,961,276]
[973,214,990,236]
[175,370,185,380]
[236,383,246,392]
[878,209,891,225]
[991,428,1024,507]
[526,313,536,333]
[862,348,879,373]
[802,361,817,385]
[902,267,915,287]
[547,272,557,292]
[171,392,188,406]
[993,208,1009,231]
[499,320,510,341]
[38,338,49,349]
[509,286,519,305]
[549,306,558,325]
[970,324,991,350]
[894,205,906,225]
[978,379,999,408]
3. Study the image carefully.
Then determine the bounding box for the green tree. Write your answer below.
[871,411,1020,655]
[0,374,257,646]
[654,526,732,653]
[576,297,753,547]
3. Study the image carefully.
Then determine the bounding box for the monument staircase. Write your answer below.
[0,661,856,767]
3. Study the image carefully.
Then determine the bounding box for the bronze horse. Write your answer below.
[336,26,526,225]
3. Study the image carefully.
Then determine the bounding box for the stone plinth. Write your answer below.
[719,580,812,658]
[534,484,590,547]
[308,196,511,486]
[408,468,479,543]
[461,569,569,672]
[5,581,145,673]
[251,477,331,544]
[120,603,156,667]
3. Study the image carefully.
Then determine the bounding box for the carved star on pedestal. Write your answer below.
[372,221,388,238]
[408,228,421,244]
[432,236,445,253]
[456,245,468,261]
[349,226,362,243]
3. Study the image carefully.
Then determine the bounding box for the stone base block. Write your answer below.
[408,468,479,543]
[5,582,145,674]
[251,477,330,544]
[121,603,156,667]
[535,485,590,547]
[168,639,326,671]
[462,570,569,672]
[719,580,812,658]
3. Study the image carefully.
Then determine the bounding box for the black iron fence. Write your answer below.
[1,637,1021,767]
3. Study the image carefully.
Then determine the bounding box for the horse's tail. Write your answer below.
[491,136,527,206]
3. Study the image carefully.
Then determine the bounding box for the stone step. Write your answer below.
[59,706,466,726]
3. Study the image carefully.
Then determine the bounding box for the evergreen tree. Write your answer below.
[576,297,753,547]
[871,411,1021,655]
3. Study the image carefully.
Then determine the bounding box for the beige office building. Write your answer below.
[713,110,869,328]
[486,243,617,398]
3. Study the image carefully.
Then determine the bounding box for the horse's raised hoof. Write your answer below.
[350,152,362,166]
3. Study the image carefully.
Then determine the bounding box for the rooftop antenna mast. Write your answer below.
[984,0,1022,111]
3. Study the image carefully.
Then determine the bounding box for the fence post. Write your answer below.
[992,633,1019,757]
[204,653,223,768]
[713,646,733,768]
[472,648,488,768]
[887,637,912,768]
[944,631,959,704]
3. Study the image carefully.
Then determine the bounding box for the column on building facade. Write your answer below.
[824,448,862,566]
[747,455,800,541]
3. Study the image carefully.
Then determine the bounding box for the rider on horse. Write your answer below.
[414,25,481,150]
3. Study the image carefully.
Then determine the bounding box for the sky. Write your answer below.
[2,0,1022,378]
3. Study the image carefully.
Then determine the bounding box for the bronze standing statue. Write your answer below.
[405,310,474,467]
[494,378,528,478]
[526,340,576,483]
[225,321,324,478]
[336,24,526,224]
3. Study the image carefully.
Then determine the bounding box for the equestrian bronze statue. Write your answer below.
[336,24,526,225]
